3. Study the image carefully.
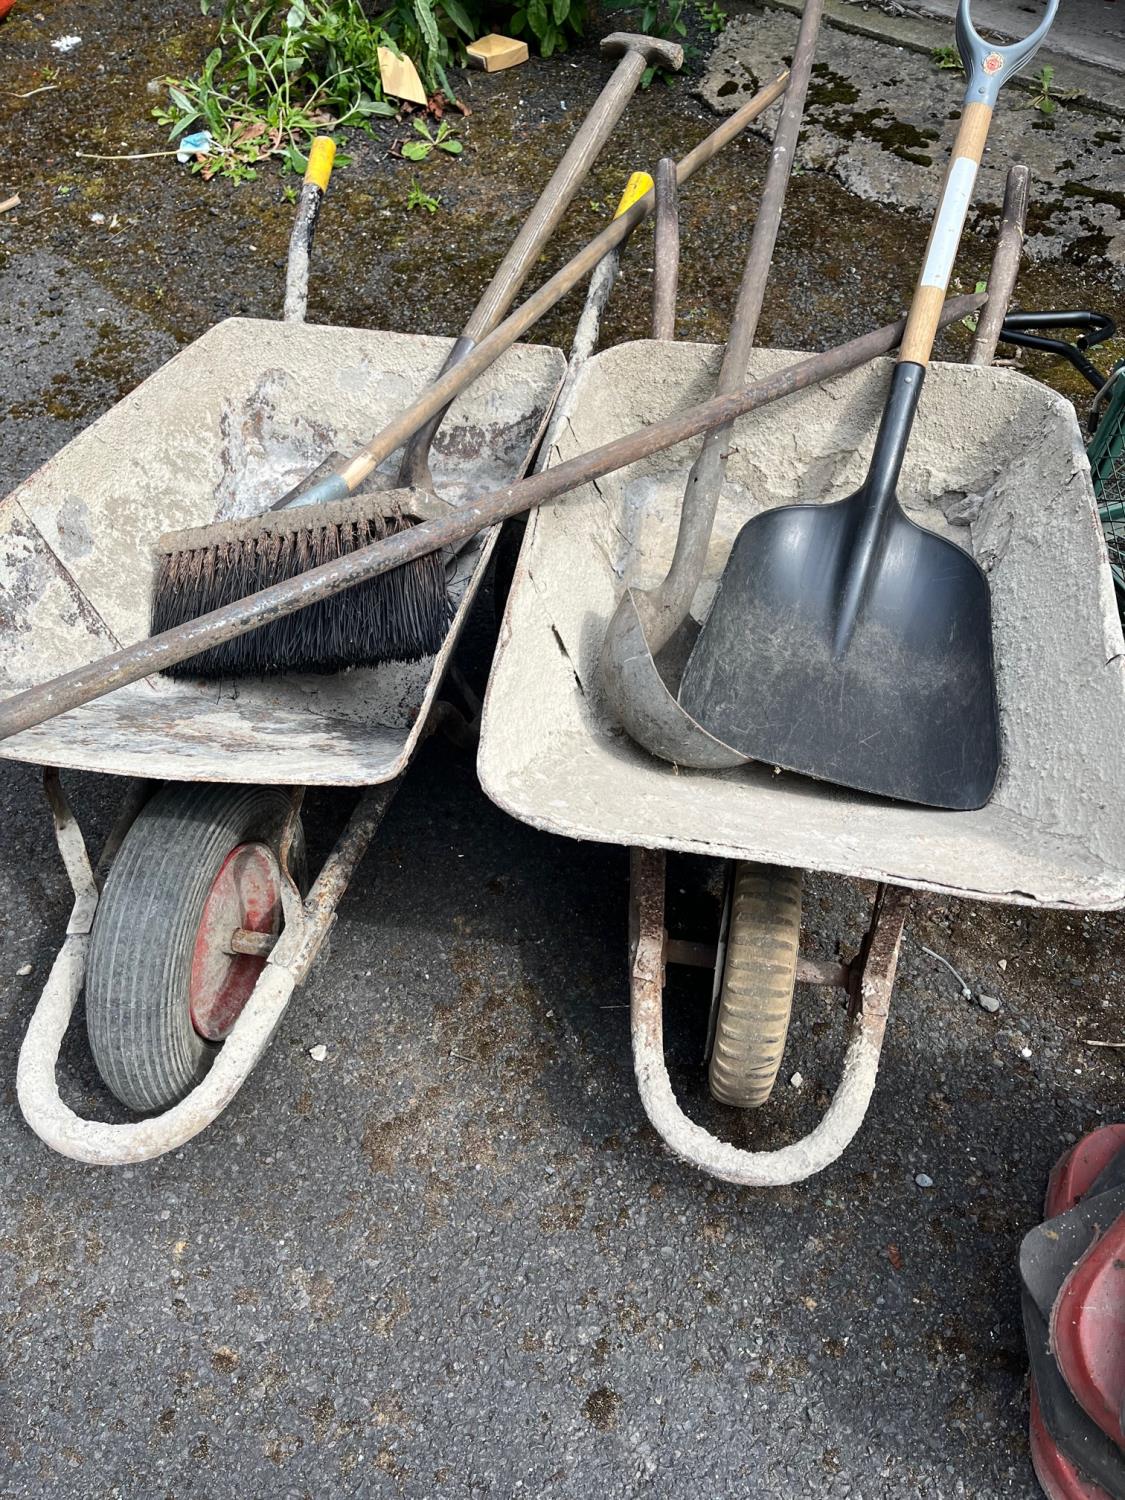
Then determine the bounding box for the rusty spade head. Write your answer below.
[600,32,685,73]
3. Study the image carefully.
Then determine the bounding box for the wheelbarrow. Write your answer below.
[1,257,566,1166]
[478,332,1125,1187]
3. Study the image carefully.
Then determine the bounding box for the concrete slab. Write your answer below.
[700,8,1125,265]
[763,0,1125,116]
[908,0,1124,76]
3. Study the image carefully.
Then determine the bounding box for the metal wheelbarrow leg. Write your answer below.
[17,770,395,1165]
[628,847,910,1187]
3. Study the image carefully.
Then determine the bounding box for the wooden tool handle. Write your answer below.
[460,36,680,344]
[0,295,983,743]
[899,102,992,367]
[282,135,336,325]
[970,163,1030,367]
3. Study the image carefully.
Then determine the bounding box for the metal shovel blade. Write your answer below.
[677,491,1001,810]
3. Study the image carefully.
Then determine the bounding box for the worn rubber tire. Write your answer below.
[86,783,304,1114]
[708,863,802,1110]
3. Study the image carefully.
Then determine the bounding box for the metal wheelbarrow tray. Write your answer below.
[479,338,1125,1186]
[1,318,563,786]
[2,316,565,1162]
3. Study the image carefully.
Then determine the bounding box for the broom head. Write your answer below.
[152,491,453,680]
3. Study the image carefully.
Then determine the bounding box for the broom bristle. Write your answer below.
[152,500,452,680]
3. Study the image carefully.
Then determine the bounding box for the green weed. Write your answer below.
[407,178,441,211]
[400,117,462,160]
[930,45,963,71]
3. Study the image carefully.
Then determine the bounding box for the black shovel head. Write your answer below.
[678,491,1001,810]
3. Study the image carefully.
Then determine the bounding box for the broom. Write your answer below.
[149,70,792,680]
[155,135,451,677]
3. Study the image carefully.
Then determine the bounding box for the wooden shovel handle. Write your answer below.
[899,102,993,367]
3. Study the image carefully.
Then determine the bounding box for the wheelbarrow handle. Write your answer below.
[956,0,1060,107]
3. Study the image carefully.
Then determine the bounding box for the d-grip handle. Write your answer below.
[899,0,1058,368]
[956,0,1060,107]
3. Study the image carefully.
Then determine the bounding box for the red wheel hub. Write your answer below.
[189,843,282,1041]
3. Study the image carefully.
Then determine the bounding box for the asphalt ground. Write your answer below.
[1,3,1124,1496]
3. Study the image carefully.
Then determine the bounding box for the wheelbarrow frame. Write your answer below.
[628,846,910,1187]
[5,327,564,1160]
[479,337,1125,1185]
[17,770,394,1162]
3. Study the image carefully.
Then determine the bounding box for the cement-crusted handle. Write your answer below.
[282,136,336,324]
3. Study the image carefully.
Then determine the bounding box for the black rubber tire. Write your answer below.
[86,783,304,1114]
[708,863,803,1110]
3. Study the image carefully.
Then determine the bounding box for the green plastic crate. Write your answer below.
[1088,362,1125,610]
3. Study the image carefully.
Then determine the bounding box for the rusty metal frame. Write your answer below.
[628,846,910,1187]
[17,774,397,1165]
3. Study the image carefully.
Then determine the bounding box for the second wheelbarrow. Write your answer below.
[478,334,1125,1186]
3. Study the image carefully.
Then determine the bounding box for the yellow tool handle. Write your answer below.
[305,136,336,193]
[614,171,653,218]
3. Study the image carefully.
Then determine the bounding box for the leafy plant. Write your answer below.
[601,0,685,86]
[507,0,588,60]
[931,44,963,71]
[640,0,687,42]
[696,0,726,34]
[407,178,441,211]
[400,117,462,160]
[156,0,399,180]
[1031,63,1057,114]
[1026,64,1077,115]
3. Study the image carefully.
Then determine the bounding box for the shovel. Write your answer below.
[598,0,824,772]
[677,0,1059,811]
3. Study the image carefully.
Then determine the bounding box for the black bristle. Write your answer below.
[153,511,453,680]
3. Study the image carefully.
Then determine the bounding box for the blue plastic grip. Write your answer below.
[956,0,1060,107]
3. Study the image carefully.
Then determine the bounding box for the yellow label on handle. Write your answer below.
[305,137,336,192]
[614,172,654,218]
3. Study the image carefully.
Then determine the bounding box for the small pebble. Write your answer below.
[1020,1046,1033,1060]
[977,994,1001,1014]
[915,1172,934,1189]
[308,1044,328,1062]
[999,959,1008,970]
[790,1071,804,1090]
[16,963,32,977]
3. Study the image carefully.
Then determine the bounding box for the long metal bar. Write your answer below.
[0,291,983,742]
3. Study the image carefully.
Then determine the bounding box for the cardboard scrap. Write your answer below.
[377,46,428,106]
[466,34,529,72]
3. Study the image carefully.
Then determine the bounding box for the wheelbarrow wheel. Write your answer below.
[86,783,305,1114]
[708,863,802,1109]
